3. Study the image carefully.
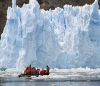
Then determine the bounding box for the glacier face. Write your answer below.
[0,0,100,70]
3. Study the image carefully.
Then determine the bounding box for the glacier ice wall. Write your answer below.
[0,0,100,69]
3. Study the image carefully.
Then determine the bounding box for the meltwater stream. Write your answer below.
[0,0,100,70]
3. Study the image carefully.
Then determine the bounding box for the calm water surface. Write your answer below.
[0,77,100,86]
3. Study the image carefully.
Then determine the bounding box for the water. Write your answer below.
[0,77,100,86]
[1,0,100,69]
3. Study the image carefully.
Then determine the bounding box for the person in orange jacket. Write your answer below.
[24,65,32,75]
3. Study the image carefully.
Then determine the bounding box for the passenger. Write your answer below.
[35,69,40,77]
[45,65,50,75]
[24,65,32,75]
[36,69,40,74]
[31,67,37,75]
[40,69,47,76]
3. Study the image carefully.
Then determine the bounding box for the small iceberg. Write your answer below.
[0,67,6,71]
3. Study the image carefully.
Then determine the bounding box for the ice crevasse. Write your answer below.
[0,0,100,70]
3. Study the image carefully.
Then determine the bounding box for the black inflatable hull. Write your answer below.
[18,73,49,77]
[18,74,39,77]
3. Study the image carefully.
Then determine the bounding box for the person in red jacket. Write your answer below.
[31,67,37,75]
[40,65,50,75]
[40,69,47,76]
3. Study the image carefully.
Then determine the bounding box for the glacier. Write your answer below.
[0,0,100,70]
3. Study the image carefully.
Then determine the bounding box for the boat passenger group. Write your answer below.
[19,65,50,77]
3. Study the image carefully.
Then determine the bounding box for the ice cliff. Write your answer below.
[0,0,100,70]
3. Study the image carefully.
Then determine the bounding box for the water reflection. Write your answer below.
[0,77,100,86]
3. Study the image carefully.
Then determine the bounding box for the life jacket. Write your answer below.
[40,69,47,75]
[24,67,32,75]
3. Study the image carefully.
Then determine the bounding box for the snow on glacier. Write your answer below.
[0,0,100,70]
